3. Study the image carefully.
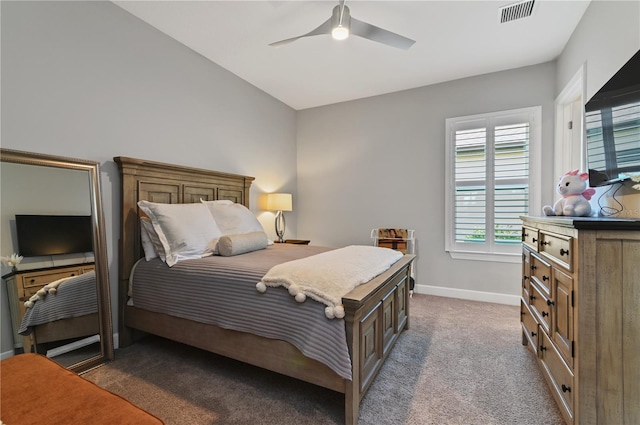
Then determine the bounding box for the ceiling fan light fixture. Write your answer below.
[331,26,349,40]
[330,4,351,41]
[268,0,415,50]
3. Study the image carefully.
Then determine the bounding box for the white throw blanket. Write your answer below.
[256,245,403,319]
[23,276,72,309]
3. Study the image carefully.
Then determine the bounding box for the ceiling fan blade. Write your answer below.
[269,18,332,47]
[350,18,415,50]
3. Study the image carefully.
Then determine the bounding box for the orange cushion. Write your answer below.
[1,353,163,425]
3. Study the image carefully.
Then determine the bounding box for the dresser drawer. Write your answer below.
[22,286,41,300]
[522,249,531,301]
[539,331,574,424]
[20,268,84,289]
[529,282,552,333]
[521,225,539,251]
[521,300,538,352]
[539,231,573,271]
[530,252,552,296]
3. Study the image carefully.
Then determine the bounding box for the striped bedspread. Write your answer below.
[19,271,97,335]
[129,244,354,380]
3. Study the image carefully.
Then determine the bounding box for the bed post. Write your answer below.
[344,310,360,425]
[341,254,414,425]
[114,157,140,347]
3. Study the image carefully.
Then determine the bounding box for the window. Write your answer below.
[445,107,541,262]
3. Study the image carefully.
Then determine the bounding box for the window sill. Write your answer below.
[447,250,521,263]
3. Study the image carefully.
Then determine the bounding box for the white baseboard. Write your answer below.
[415,284,520,306]
[46,334,101,358]
[1,332,119,362]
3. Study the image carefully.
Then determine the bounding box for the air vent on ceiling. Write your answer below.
[500,0,535,23]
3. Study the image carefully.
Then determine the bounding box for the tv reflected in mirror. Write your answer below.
[15,214,93,257]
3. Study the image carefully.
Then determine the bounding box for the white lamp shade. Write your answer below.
[266,193,292,212]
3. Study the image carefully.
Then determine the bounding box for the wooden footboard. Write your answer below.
[115,156,414,424]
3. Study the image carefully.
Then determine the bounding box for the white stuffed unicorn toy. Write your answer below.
[543,170,596,217]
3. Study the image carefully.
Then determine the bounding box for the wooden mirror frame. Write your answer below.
[0,148,114,372]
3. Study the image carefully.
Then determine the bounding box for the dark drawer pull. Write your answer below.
[543,275,549,281]
[547,299,555,306]
[530,295,536,301]
[531,331,537,337]
[531,265,537,270]
[540,345,547,351]
[523,275,529,280]
[542,311,549,317]
[560,248,569,256]
[523,233,528,238]
[30,279,35,283]
[532,237,537,243]
[541,241,550,246]
[561,384,571,393]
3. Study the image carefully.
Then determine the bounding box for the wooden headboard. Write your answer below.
[114,156,254,343]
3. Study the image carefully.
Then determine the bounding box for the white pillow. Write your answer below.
[201,201,264,236]
[200,198,233,205]
[140,219,157,261]
[218,232,269,256]
[140,218,166,261]
[137,201,222,267]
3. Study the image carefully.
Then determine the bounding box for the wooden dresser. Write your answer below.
[520,216,640,424]
[3,263,95,353]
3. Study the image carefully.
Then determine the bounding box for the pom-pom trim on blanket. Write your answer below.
[256,245,403,319]
[23,276,72,309]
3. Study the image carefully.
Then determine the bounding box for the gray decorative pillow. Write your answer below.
[218,231,269,256]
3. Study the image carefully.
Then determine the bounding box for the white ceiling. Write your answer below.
[113,0,591,110]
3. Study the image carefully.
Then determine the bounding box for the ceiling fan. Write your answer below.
[269,1,415,50]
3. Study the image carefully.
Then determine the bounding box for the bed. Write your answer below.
[19,271,100,349]
[115,156,415,425]
[0,353,164,425]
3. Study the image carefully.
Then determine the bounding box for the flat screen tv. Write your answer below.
[15,214,93,257]
[586,49,640,187]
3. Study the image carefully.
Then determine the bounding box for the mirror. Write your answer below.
[0,148,113,373]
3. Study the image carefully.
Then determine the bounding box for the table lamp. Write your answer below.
[266,193,292,243]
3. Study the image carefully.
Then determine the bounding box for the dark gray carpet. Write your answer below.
[83,295,564,424]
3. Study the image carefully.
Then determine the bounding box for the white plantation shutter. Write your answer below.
[454,127,486,244]
[446,107,541,262]
[494,123,530,244]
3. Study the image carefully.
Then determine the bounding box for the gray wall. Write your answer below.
[0,1,297,355]
[557,0,640,102]
[296,62,557,301]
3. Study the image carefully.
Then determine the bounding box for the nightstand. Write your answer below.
[275,239,310,245]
